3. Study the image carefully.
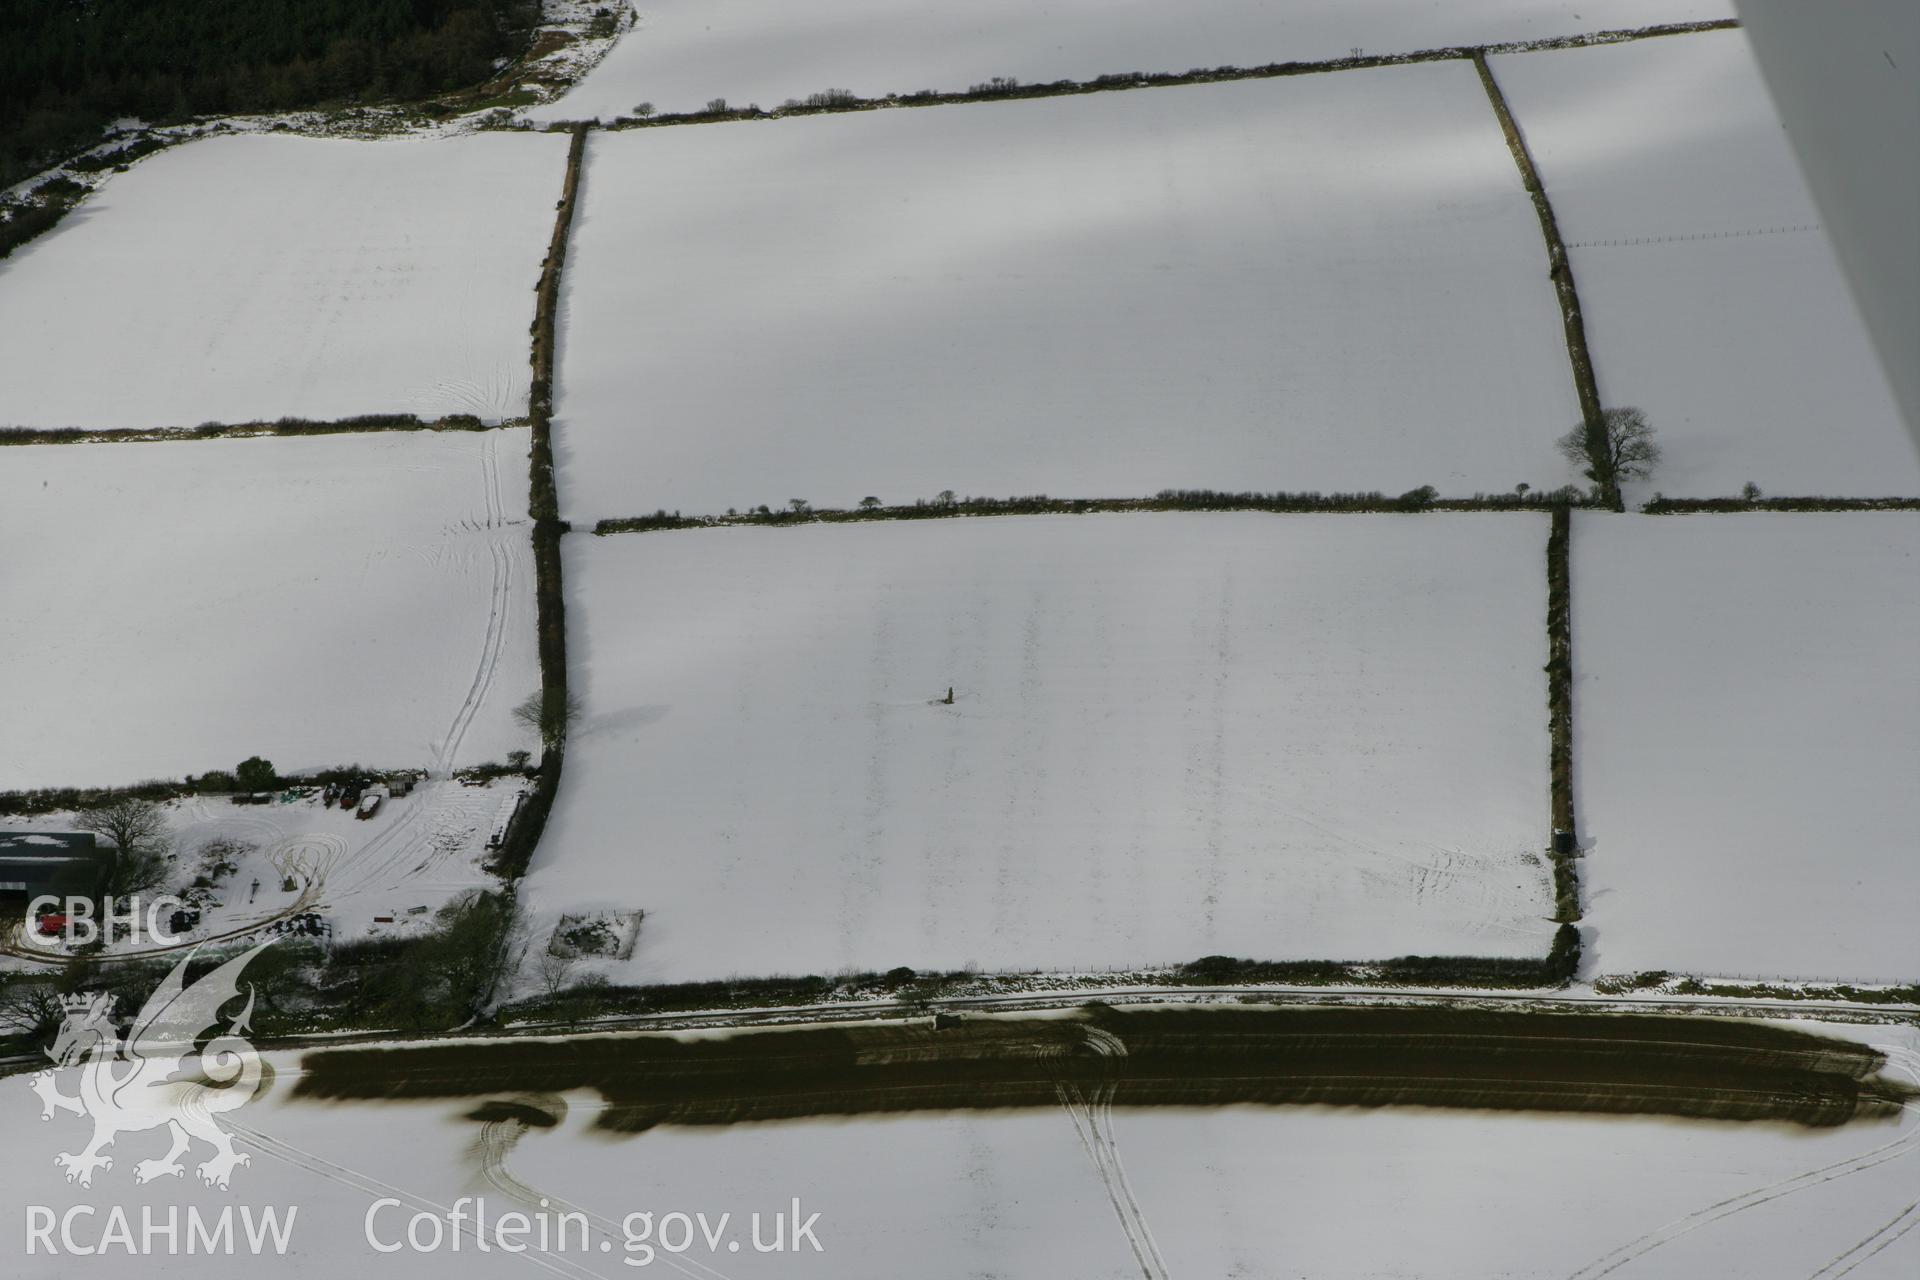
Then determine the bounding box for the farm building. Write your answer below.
[0,832,108,903]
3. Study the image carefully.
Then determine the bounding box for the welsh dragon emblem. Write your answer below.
[28,941,272,1190]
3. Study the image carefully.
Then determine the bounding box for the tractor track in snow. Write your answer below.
[1051,1024,1168,1278]
[1811,1197,1920,1279]
[435,432,516,777]
[228,1117,608,1280]
[1058,1081,1169,1279]
[1567,1047,1920,1279]
[475,1116,738,1280]
[1801,1047,1920,1279]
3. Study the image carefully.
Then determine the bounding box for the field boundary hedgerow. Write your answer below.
[0,764,485,819]
[1471,53,1615,510]
[593,487,1597,534]
[508,936,1589,1027]
[483,121,588,898]
[1545,507,1581,929]
[1643,496,1920,513]
[527,124,588,438]
[0,413,507,447]
[559,20,1737,130]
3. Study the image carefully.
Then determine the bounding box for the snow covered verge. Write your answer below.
[1493,30,1920,500]
[0,133,567,430]
[1575,513,1920,982]
[518,513,1556,987]
[0,430,540,790]
[526,0,1735,123]
[554,65,1581,522]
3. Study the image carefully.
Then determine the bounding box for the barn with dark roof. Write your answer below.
[0,832,108,903]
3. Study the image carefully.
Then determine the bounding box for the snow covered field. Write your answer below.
[1493,31,1920,499]
[1574,514,1920,980]
[3,1016,1913,1278]
[523,514,1555,983]
[0,133,567,430]
[527,0,1734,123]
[554,66,1581,521]
[0,431,538,789]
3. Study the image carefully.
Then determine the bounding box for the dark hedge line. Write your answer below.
[0,777,191,818]
[596,486,1592,535]
[0,191,76,260]
[1472,53,1612,508]
[485,527,567,883]
[1544,506,1581,925]
[65,134,169,173]
[507,968,964,1024]
[578,20,1737,131]
[487,122,586,883]
[527,124,587,438]
[501,930,1587,1026]
[0,413,491,446]
[1644,496,1920,513]
[1183,927,1581,989]
[0,762,477,817]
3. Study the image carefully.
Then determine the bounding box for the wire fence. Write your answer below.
[1567,223,1820,249]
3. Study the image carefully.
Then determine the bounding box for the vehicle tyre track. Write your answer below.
[1570,1047,1920,1278]
[1052,1026,1169,1279]
[229,1118,605,1280]
[1057,1083,1168,1279]
[1810,1198,1920,1278]
[476,1117,737,1280]
[436,433,515,776]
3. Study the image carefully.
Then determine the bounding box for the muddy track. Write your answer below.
[296,1005,1916,1133]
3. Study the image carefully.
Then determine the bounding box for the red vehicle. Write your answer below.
[36,912,67,937]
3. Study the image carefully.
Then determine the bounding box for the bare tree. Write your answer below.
[513,689,582,747]
[0,979,66,1041]
[537,949,580,999]
[73,798,172,897]
[1558,407,1661,489]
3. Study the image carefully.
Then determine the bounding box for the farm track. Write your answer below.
[0,892,321,968]
[294,1006,1916,1133]
[1,981,1913,1089]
